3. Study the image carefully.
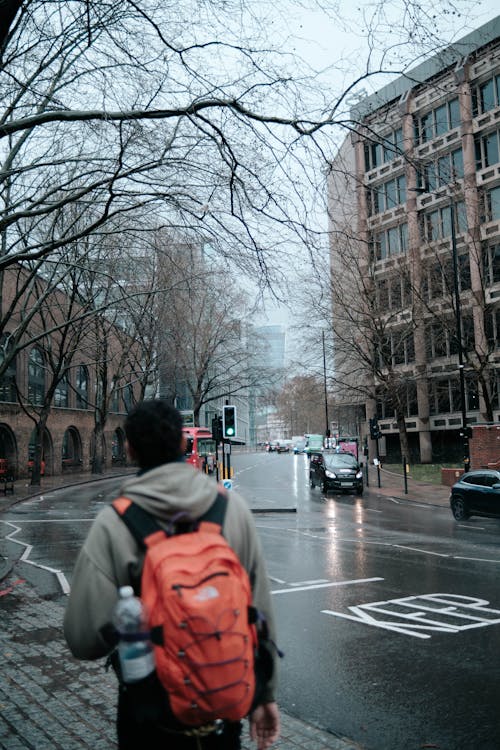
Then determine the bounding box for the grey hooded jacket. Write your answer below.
[63,461,278,704]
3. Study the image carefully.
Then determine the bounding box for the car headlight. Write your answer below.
[325,470,337,478]
[356,471,363,479]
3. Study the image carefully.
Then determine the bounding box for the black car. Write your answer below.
[450,469,500,521]
[309,450,363,495]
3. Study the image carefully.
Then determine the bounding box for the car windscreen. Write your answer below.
[323,453,358,470]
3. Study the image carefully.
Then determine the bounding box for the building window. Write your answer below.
[475,130,500,170]
[28,348,45,405]
[54,374,69,408]
[371,223,408,260]
[486,186,500,222]
[422,201,466,242]
[76,365,89,409]
[0,334,16,403]
[422,148,464,189]
[364,127,404,171]
[485,308,500,349]
[368,174,407,216]
[416,98,460,144]
[472,74,500,117]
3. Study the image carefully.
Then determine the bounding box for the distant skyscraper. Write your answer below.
[255,325,286,378]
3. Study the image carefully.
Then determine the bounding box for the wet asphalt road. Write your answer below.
[2,453,500,749]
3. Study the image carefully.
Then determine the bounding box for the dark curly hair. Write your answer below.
[124,400,184,469]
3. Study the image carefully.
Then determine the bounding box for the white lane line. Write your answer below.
[272,577,383,595]
[454,555,500,563]
[393,545,449,557]
[2,520,71,595]
[289,579,329,586]
[269,576,286,584]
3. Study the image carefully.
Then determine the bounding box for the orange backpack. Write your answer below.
[112,492,258,727]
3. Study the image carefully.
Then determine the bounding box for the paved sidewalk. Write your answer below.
[0,465,453,750]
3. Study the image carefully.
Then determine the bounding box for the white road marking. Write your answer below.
[393,545,449,557]
[289,579,329,586]
[323,593,500,639]
[268,576,286,584]
[1,520,71,594]
[272,577,384,595]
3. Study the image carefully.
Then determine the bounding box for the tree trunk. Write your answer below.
[30,415,48,486]
[92,423,105,474]
[396,410,411,466]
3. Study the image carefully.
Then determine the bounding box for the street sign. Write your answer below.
[222,479,233,490]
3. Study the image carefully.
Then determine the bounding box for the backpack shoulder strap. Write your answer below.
[198,491,228,529]
[111,490,229,547]
[112,497,164,550]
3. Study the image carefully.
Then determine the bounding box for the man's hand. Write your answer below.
[249,702,280,750]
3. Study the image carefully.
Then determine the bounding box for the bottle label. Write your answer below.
[121,651,155,683]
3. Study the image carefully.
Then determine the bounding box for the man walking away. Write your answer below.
[64,400,280,750]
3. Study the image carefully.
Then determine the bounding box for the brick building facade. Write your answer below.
[0,265,140,479]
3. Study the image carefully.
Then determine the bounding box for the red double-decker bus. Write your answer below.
[183,427,216,474]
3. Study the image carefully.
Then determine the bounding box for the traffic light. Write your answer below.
[222,405,237,439]
[211,415,223,442]
[369,417,381,440]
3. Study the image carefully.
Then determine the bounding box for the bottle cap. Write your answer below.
[119,585,134,599]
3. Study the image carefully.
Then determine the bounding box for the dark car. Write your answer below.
[309,450,363,495]
[450,469,500,521]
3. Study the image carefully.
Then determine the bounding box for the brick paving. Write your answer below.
[0,465,450,750]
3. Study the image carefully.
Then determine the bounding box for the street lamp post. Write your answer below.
[449,200,470,473]
[322,330,330,443]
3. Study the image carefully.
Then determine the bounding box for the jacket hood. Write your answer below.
[118,461,219,520]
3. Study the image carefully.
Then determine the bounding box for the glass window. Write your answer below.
[385,179,396,208]
[448,98,460,129]
[390,277,402,309]
[393,333,406,364]
[420,112,433,143]
[0,334,16,403]
[425,162,436,192]
[462,313,475,351]
[394,128,403,154]
[492,245,500,283]
[377,278,389,308]
[397,174,406,203]
[480,79,495,114]
[485,132,499,167]
[433,322,447,357]
[442,205,452,238]
[450,378,461,412]
[54,374,69,408]
[406,332,415,363]
[489,186,500,221]
[28,348,45,405]
[387,226,400,255]
[76,365,89,409]
[427,210,440,241]
[434,104,448,136]
[452,148,464,179]
[436,379,451,413]
[459,255,471,290]
[400,223,408,253]
[437,155,450,186]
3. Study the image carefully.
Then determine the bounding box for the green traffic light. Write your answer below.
[227,428,234,436]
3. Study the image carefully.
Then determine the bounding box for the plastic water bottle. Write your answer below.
[113,585,155,683]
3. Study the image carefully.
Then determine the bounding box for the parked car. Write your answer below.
[309,450,363,495]
[450,469,500,521]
